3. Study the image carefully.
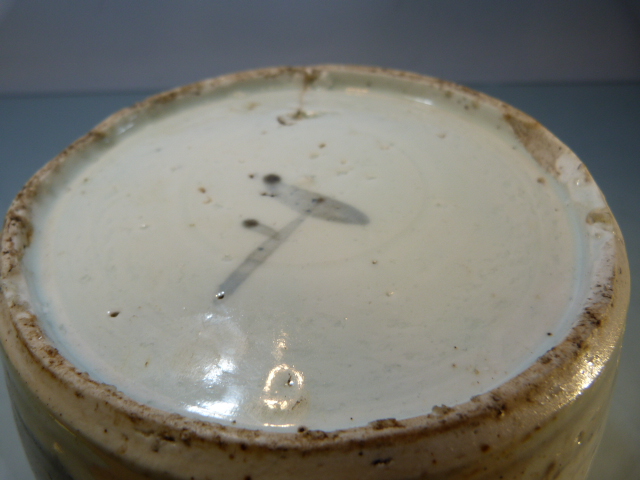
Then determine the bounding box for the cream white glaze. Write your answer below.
[22,77,589,432]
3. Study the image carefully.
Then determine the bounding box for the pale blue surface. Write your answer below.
[1,84,638,478]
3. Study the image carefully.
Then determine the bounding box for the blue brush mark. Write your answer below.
[263,174,369,225]
[216,174,369,299]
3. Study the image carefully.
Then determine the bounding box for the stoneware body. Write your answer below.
[0,66,630,479]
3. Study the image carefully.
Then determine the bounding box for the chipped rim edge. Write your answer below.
[0,65,631,453]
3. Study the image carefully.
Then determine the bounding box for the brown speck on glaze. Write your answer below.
[153,90,179,105]
[302,430,329,440]
[301,68,321,89]
[372,457,393,467]
[179,429,192,447]
[543,460,557,478]
[431,405,454,416]
[198,187,206,194]
[503,112,564,175]
[537,177,546,184]
[87,129,108,142]
[243,219,259,228]
[368,418,402,430]
[277,115,294,126]
[583,307,603,327]
[586,208,613,227]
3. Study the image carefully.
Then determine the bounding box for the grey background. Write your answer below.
[0,2,639,479]
[0,0,639,94]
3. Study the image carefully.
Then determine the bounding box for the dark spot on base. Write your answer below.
[180,430,192,446]
[243,219,259,228]
[480,444,491,453]
[263,174,281,185]
[584,307,602,327]
[586,208,613,226]
[297,426,307,433]
[277,115,294,126]
[89,129,108,141]
[369,418,402,430]
[372,457,393,467]
[544,460,557,477]
[303,430,329,440]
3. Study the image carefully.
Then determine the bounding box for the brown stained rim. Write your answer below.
[0,65,630,452]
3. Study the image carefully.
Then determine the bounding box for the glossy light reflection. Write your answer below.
[202,357,235,385]
[185,399,238,419]
[262,364,304,411]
